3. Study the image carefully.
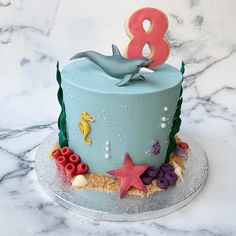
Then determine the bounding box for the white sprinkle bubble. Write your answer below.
[105,153,110,159]
[161,117,167,122]
[161,123,166,128]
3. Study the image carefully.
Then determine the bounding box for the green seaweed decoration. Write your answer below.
[165,62,185,162]
[56,61,68,148]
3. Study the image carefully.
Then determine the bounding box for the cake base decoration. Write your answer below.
[36,131,208,221]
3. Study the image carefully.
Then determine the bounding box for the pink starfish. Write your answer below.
[107,153,150,198]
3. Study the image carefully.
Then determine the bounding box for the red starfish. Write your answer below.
[107,153,150,198]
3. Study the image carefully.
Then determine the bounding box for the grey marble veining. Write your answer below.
[0,0,236,235]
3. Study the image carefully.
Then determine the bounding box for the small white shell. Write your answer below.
[72,175,88,187]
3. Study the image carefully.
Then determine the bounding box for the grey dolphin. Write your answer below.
[70,44,153,87]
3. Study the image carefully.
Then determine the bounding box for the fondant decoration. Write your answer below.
[140,174,153,185]
[57,156,67,172]
[160,163,174,172]
[65,163,76,179]
[48,143,61,159]
[157,169,164,178]
[77,162,88,174]
[171,160,184,182]
[161,123,166,129]
[79,112,95,145]
[169,153,185,170]
[166,62,185,162]
[62,61,182,173]
[150,140,161,155]
[178,141,189,150]
[164,171,177,185]
[61,146,73,159]
[50,146,89,180]
[69,154,81,165]
[157,177,169,189]
[107,153,150,198]
[147,166,158,178]
[174,148,188,160]
[125,7,170,68]
[70,44,153,87]
[52,148,61,160]
[72,175,88,187]
[56,62,68,147]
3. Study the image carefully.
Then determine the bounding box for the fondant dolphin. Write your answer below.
[70,44,153,87]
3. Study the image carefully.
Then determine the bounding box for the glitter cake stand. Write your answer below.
[35,131,208,221]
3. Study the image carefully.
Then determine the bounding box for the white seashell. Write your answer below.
[172,161,184,182]
[72,175,88,187]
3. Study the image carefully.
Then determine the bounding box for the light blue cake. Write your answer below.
[61,58,183,173]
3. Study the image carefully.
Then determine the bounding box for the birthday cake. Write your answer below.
[50,7,189,198]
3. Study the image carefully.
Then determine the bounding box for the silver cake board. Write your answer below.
[35,131,208,222]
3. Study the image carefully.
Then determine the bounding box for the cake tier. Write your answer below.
[61,59,182,173]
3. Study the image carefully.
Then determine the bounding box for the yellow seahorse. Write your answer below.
[79,112,95,145]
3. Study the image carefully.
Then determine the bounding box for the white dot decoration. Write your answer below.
[124,105,128,109]
[165,140,168,144]
[105,153,110,159]
[161,117,167,122]
[161,123,166,128]
[98,114,101,118]
[105,141,111,160]
[164,106,168,111]
[102,109,106,113]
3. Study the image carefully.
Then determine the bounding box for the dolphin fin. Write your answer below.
[112,44,121,56]
[116,74,132,87]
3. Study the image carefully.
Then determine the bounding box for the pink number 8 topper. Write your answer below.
[125,7,170,69]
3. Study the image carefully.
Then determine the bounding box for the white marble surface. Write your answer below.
[0,0,236,235]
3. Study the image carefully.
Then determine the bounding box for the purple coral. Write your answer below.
[174,148,188,160]
[151,140,161,155]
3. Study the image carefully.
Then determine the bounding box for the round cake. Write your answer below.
[61,58,182,173]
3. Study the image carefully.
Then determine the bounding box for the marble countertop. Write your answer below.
[0,0,235,235]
